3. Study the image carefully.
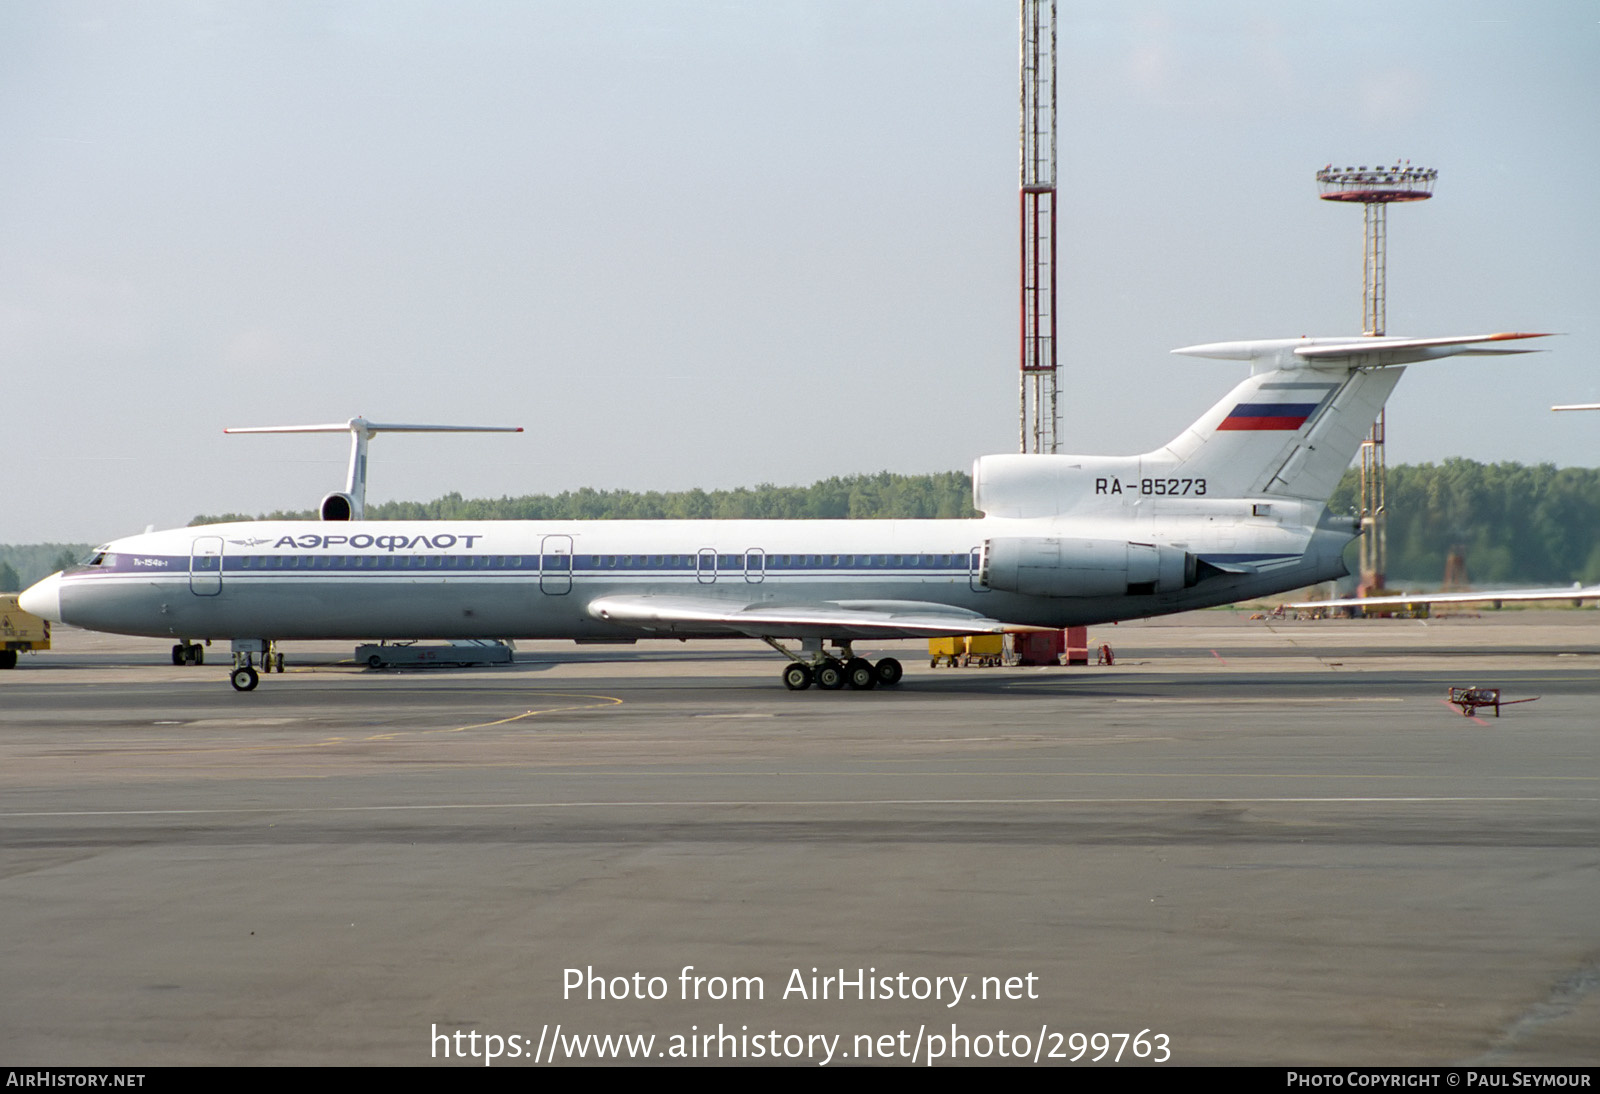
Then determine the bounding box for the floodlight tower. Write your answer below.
[1019,0,1057,454]
[1317,162,1436,594]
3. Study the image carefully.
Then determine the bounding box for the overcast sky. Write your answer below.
[4,0,1596,543]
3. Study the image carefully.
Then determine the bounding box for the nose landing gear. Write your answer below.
[228,640,283,691]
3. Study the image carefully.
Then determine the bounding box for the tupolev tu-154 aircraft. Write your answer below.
[20,331,1548,692]
[1291,583,1600,613]
[1289,399,1596,614]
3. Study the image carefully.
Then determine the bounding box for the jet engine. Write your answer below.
[981,537,1198,598]
[320,492,355,521]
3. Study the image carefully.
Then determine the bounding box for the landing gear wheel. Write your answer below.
[845,658,876,690]
[172,645,183,666]
[192,646,204,666]
[274,653,284,673]
[815,660,845,690]
[782,663,813,691]
[230,666,259,692]
[874,657,903,687]
[0,650,16,670]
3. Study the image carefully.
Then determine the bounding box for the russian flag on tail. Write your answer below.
[1217,402,1319,431]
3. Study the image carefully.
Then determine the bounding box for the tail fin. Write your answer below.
[974,333,1549,518]
[1164,333,1548,500]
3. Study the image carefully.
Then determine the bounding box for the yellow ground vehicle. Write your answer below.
[928,634,1004,668]
[1,593,51,669]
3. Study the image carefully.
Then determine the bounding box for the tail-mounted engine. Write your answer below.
[981,537,1198,598]
[320,492,355,521]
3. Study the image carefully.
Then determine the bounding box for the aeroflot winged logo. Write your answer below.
[228,533,488,551]
[1216,402,1319,431]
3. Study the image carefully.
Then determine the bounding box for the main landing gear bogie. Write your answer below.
[778,653,904,693]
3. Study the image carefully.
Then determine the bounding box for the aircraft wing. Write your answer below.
[1289,585,1600,609]
[587,595,1009,640]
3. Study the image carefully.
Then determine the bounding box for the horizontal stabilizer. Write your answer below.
[224,419,522,435]
[1174,332,1552,368]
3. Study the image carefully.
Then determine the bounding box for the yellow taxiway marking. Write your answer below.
[423,694,624,736]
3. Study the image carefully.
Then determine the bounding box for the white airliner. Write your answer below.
[20,331,1548,692]
[1291,584,1600,613]
[1292,400,1597,613]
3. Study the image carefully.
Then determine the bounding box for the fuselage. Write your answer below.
[31,510,1353,643]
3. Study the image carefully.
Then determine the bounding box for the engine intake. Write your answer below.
[320,492,355,521]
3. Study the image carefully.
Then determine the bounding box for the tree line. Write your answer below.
[191,470,980,525]
[1326,459,1600,586]
[0,545,90,593]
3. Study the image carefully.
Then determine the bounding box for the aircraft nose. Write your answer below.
[18,572,63,623]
